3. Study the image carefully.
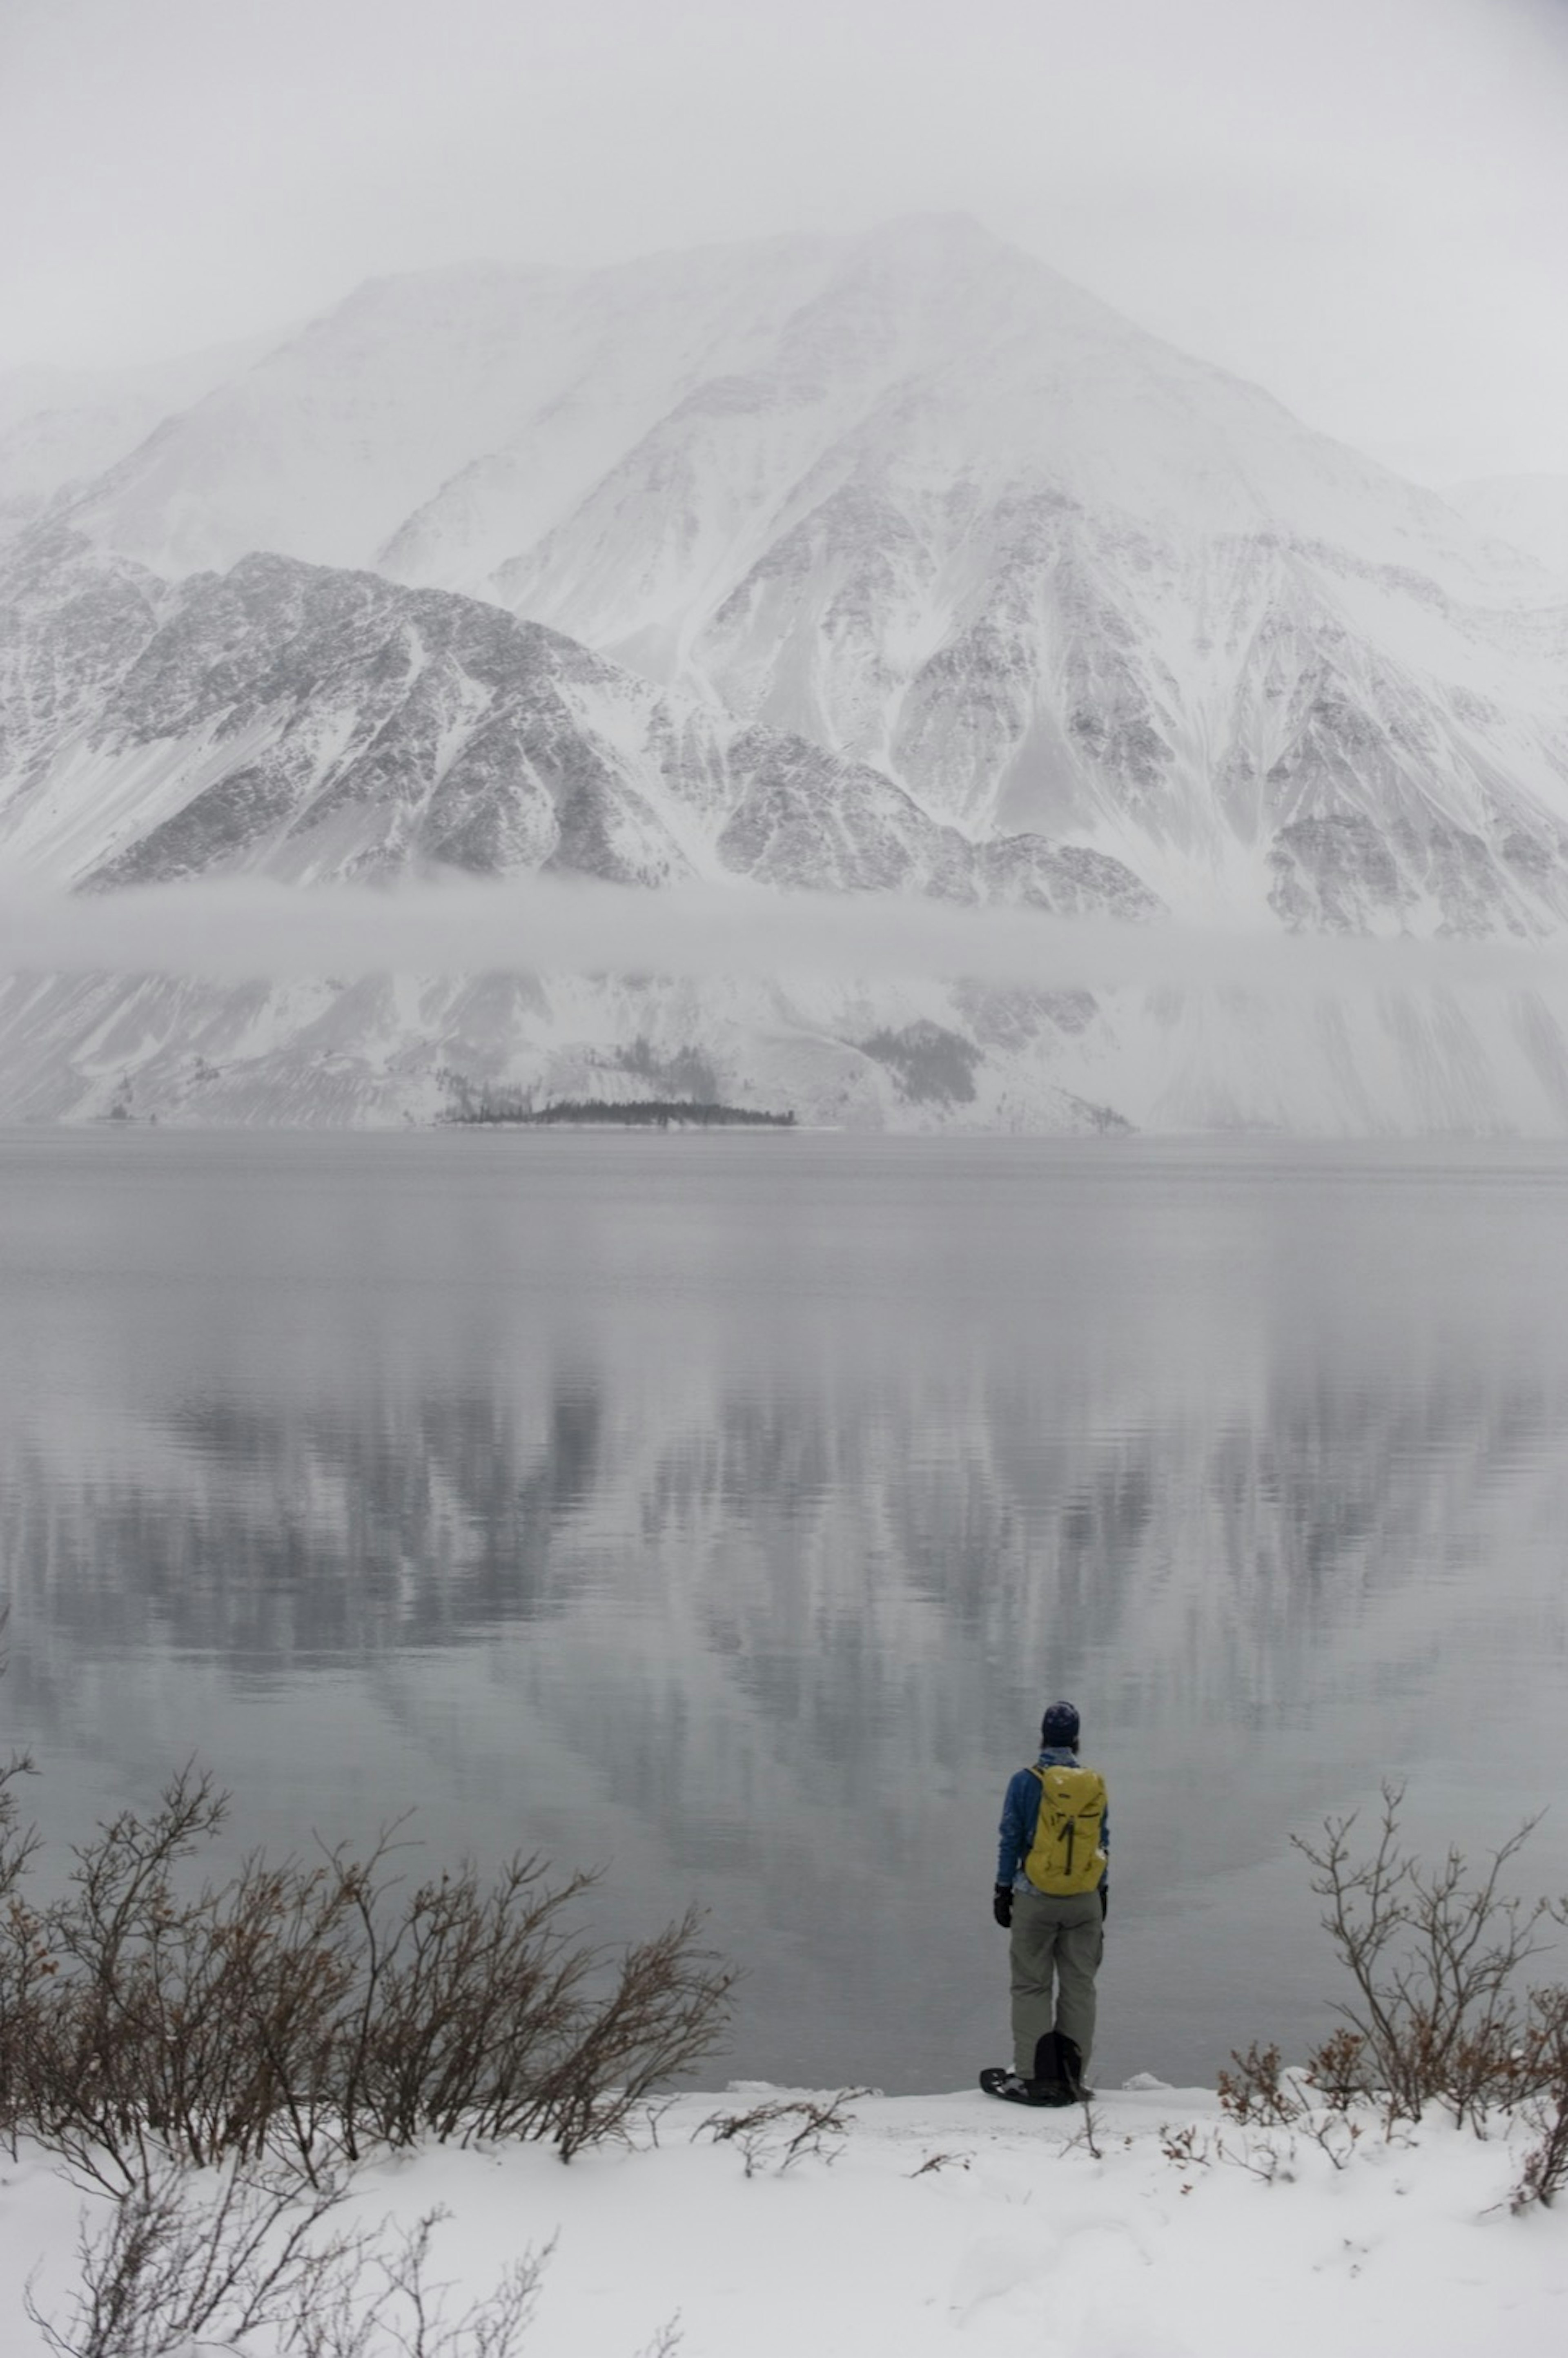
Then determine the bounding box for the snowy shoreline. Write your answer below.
[7,2082,1566,2357]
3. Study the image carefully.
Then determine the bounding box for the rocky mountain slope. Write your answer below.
[6,217,1568,1129]
[42,219,1568,936]
[0,526,1150,1125]
[0,528,1155,915]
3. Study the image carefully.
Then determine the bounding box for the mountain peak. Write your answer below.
[7,219,1568,1134]
[855,210,1007,256]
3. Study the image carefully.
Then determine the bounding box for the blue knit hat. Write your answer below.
[1040,1700,1080,1749]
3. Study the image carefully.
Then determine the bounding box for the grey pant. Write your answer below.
[1009,1886,1104,2078]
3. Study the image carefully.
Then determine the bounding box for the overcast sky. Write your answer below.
[2,0,1566,484]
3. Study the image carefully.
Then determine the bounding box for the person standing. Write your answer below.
[981,1699,1107,2106]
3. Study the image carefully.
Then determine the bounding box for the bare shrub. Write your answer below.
[1219,2130,1292,2184]
[1213,2044,1364,2173]
[1302,2025,1369,2111]
[25,2166,546,2358]
[1216,2042,1305,2129]
[1511,1985,1568,2211]
[292,2206,548,2358]
[322,1839,604,2160]
[633,2319,684,2358]
[2,1768,735,2182]
[1158,2120,1212,2193]
[4,1765,235,2188]
[7,1768,367,2191]
[696,2090,866,2177]
[0,1604,44,2153]
[25,2161,361,2358]
[527,1908,739,2164]
[1060,2102,1104,2161]
[0,1749,37,1898]
[1292,1782,1564,2129]
[0,1743,43,2152]
[1303,2113,1362,2171]
[1204,1783,1568,2202]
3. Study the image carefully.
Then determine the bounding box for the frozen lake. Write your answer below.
[2,1127,1566,2091]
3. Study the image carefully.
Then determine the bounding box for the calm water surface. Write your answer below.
[2,1129,1567,2091]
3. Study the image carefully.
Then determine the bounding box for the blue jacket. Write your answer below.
[996,1747,1109,1890]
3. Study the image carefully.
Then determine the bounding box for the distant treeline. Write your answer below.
[534,1099,795,1128]
[442,1083,794,1130]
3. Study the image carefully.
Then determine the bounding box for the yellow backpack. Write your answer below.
[1023,1764,1107,1895]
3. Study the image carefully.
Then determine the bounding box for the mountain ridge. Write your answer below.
[0,524,1158,1129]
[6,218,1568,1130]
[40,213,1562,943]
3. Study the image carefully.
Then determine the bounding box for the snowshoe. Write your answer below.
[979,2067,1074,2107]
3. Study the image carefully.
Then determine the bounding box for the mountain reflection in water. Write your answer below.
[2,1130,1567,2090]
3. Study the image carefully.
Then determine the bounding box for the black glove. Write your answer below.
[992,1883,1014,1929]
[1099,1881,1108,1922]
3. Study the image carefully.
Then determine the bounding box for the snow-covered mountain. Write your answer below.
[7,216,1568,1130]
[53,218,1568,938]
[0,527,1158,916]
[1446,475,1568,591]
[0,331,289,545]
[0,526,1152,1126]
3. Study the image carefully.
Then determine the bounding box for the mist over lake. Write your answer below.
[3,1126,1566,2091]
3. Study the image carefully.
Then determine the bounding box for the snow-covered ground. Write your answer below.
[5,2083,1565,2357]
